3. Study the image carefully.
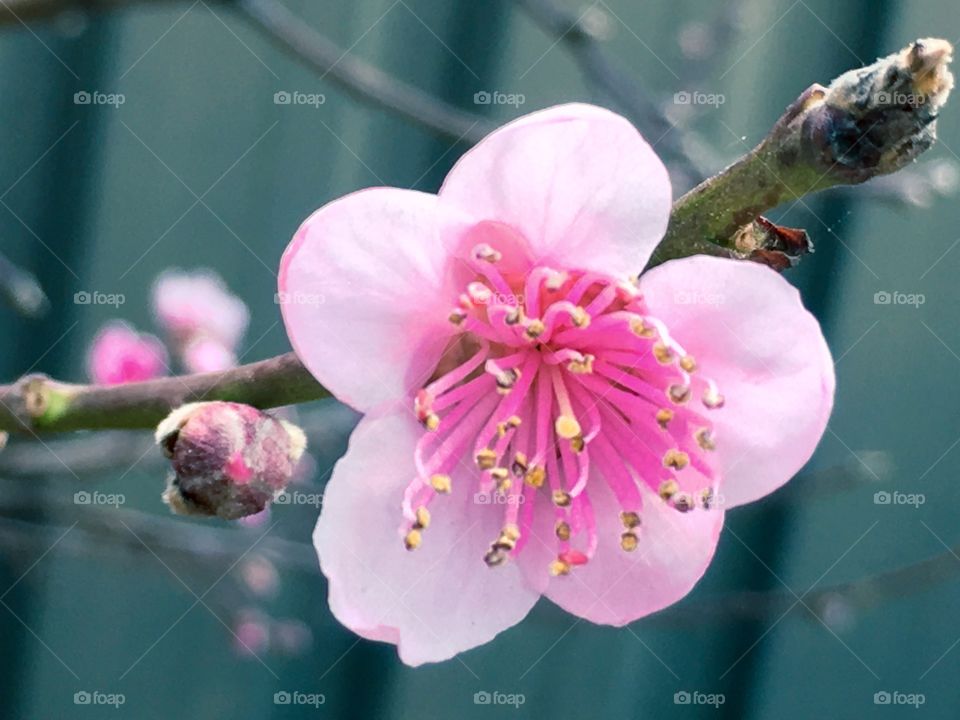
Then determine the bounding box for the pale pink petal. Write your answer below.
[639,256,835,507]
[279,188,469,412]
[439,103,671,275]
[542,480,724,625]
[314,406,541,666]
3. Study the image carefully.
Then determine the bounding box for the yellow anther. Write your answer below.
[484,548,507,567]
[620,511,641,529]
[630,317,655,338]
[552,489,572,507]
[473,243,502,263]
[502,524,521,543]
[653,342,675,365]
[549,559,572,576]
[423,413,440,432]
[695,427,716,451]
[544,271,567,291]
[495,368,521,394]
[504,307,524,326]
[620,532,639,552]
[663,449,690,470]
[555,415,582,440]
[404,529,422,551]
[555,520,571,541]
[430,474,452,494]
[476,448,497,470]
[655,408,674,430]
[679,355,697,373]
[703,389,726,409]
[570,435,585,453]
[668,384,692,404]
[525,465,546,488]
[448,309,467,326]
[511,452,529,476]
[672,493,695,513]
[507,415,522,427]
[658,479,680,501]
[567,354,595,374]
[571,306,591,328]
[467,282,492,304]
[415,507,431,529]
[699,487,716,510]
[524,319,546,339]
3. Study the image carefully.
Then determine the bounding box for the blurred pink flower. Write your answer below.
[86,321,167,385]
[151,269,248,371]
[279,104,835,665]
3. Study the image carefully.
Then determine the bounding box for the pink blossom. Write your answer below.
[86,321,168,385]
[278,104,835,665]
[151,269,248,367]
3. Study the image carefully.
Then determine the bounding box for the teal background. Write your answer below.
[2,0,959,717]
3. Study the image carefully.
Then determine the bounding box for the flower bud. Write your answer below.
[156,401,306,520]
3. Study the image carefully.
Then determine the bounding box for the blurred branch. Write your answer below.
[0,252,48,318]
[515,0,707,184]
[0,0,491,144]
[232,0,490,143]
[0,351,327,433]
[653,38,955,268]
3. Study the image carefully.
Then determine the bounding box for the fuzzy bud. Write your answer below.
[156,401,306,520]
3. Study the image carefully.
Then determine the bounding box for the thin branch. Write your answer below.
[0,351,327,433]
[232,0,490,143]
[515,0,707,183]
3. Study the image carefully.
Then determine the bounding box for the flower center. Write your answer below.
[403,243,723,576]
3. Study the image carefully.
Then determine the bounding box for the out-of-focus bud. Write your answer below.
[182,335,237,374]
[151,269,249,351]
[156,401,307,520]
[86,321,168,385]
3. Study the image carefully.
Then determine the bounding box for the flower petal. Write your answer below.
[439,103,672,276]
[542,482,724,625]
[279,188,466,412]
[639,256,835,507]
[314,406,541,666]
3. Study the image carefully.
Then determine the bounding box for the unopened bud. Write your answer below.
[156,402,307,520]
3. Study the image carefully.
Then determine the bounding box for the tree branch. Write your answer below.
[653,38,955,267]
[0,352,327,433]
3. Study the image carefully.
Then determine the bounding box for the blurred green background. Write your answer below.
[2,0,959,717]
